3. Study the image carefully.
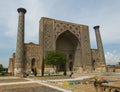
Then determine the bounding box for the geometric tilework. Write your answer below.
[43,19,54,52]
[9,8,106,76]
[16,13,25,63]
[15,8,26,74]
[41,18,93,71]
[54,20,81,41]
[93,26,106,65]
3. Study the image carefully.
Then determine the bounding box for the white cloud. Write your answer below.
[23,0,57,43]
[3,0,58,43]
[23,0,47,43]
[1,0,120,45]
[0,0,120,67]
[105,51,120,65]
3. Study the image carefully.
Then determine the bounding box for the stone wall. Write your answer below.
[8,53,15,75]
[24,42,41,75]
[39,17,93,72]
[91,49,106,72]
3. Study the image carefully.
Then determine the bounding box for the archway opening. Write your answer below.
[31,58,36,75]
[56,30,79,71]
[92,60,95,71]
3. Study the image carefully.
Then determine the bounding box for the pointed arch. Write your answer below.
[56,30,80,42]
[56,30,80,71]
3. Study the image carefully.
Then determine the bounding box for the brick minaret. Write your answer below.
[14,8,26,76]
[93,26,106,65]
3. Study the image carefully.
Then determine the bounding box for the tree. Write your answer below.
[45,51,67,74]
[0,64,3,72]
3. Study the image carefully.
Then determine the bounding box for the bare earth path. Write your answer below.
[0,76,95,92]
[0,76,72,92]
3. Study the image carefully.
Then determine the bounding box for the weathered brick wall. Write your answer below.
[8,53,15,75]
[24,43,41,74]
[39,17,93,72]
[91,49,106,72]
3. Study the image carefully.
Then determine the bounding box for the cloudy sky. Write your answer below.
[0,0,120,67]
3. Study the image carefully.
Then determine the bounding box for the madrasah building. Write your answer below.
[8,8,106,76]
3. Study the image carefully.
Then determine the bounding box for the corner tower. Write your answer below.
[14,8,26,75]
[93,26,106,66]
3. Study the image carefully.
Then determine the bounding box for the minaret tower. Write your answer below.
[14,8,26,76]
[93,26,106,65]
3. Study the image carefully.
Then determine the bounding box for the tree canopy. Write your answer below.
[0,64,3,72]
[45,51,66,67]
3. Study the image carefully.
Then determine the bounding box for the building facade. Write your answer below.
[8,8,106,76]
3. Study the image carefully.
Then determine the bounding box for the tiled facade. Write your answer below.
[40,17,106,73]
[8,8,106,76]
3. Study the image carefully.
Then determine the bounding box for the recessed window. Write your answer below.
[69,54,72,59]
[31,58,35,66]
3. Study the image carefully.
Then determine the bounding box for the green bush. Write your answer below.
[0,71,8,76]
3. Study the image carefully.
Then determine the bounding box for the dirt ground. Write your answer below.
[0,74,120,92]
[0,83,62,92]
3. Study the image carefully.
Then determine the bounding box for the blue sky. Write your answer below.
[0,0,120,67]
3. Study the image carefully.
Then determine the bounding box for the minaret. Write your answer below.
[93,26,106,64]
[14,8,26,76]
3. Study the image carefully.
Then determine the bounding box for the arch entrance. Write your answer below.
[56,30,79,71]
[31,58,36,75]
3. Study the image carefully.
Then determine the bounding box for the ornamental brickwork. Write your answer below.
[8,8,106,76]
[40,17,105,73]
[24,42,41,74]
